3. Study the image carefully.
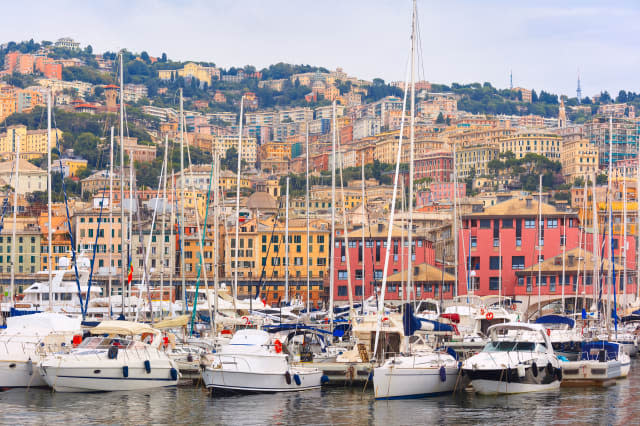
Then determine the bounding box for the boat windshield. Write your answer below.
[77,336,134,350]
[483,341,536,352]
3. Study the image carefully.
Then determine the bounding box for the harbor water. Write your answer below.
[1,360,639,425]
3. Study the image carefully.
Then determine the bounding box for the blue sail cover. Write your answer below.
[535,315,575,328]
[418,318,455,332]
[402,303,421,336]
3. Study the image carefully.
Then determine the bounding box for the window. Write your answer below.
[490,256,501,270]
[512,256,525,270]
[493,238,499,247]
[337,286,347,297]
[526,276,532,292]
[355,270,363,280]
[374,270,383,280]
[525,219,535,229]
[471,257,480,270]
[479,219,491,229]
[547,219,558,228]
[471,237,477,248]
[489,277,499,290]
[550,276,556,291]
[502,219,513,228]
[560,235,566,246]
[517,277,524,286]
[338,270,348,280]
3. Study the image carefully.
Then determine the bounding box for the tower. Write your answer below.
[558,97,567,128]
[104,84,118,111]
[510,70,513,90]
[576,69,582,104]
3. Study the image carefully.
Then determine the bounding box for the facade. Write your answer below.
[122,137,156,163]
[0,159,46,194]
[456,144,499,178]
[157,62,220,86]
[51,158,88,178]
[0,218,41,275]
[499,130,562,160]
[458,197,583,298]
[560,139,599,183]
[414,151,453,182]
[0,125,63,160]
[333,222,436,302]
[584,117,639,166]
[54,37,80,49]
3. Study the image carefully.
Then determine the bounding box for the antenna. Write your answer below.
[577,68,582,104]
[510,69,513,90]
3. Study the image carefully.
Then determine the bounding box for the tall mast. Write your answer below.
[119,52,126,316]
[128,121,134,315]
[168,169,175,317]
[592,173,598,312]
[305,125,311,312]
[452,134,458,297]
[179,89,186,309]
[537,174,542,317]
[234,96,244,304]
[285,176,290,304]
[637,121,640,303]
[108,126,114,318]
[213,153,219,334]
[159,135,169,319]
[623,166,627,305]
[407,0,417,306]
[361,151,366,312]
[329,100,336,329]
[47,91,53,310]
[337,129,354,315]
[10,135,19,308]
[607,116,613,334]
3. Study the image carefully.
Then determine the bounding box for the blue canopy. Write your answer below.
[535,314,575,328]
[403,303,455,334]
[580,341,620,362]
[418,318,455,332]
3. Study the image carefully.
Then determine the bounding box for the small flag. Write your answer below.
[127,256,133,284]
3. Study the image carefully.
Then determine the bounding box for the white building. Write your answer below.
[0,159,46,194]
[54,37,80,50]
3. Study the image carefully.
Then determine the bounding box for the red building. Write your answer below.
[332,222,436,302]
[414,151,453,182]
[457,196,637,299]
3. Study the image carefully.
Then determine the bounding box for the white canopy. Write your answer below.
[90,320,155,336]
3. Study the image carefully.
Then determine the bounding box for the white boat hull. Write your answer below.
[41,363,178,392]
[373,366,458,399]
[471,378,560,395]
[203,367,322,393]
[0,360,47,388]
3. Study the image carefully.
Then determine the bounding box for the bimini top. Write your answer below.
[90,320,155,336]
[535,315,575,329]
[229,329,270,346]
[153,315,190,329]
[6,312,82,334]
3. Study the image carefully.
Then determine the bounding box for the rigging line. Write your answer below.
[256,199,285,304]
[84,183,108,315]
[51,115,85,318]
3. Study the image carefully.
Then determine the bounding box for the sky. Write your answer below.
[2,0,639,98]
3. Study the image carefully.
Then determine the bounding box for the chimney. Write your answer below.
[525,197,532,208]
[414,266,420,276]
[378,223,384,233]
[568,254,575,266]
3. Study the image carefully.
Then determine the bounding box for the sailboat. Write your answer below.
[372,0,459,399]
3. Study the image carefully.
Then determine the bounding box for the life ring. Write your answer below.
[511,304,517,311]
[162,336,169,349]
[274,339,283,354]
[382,317,389,323]
[241,316,252,326]
[480,308,485,316]
[141,332,153,344]
[486,312,494,320]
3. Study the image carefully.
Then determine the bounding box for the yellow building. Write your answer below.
[53,158,88,177]
[456,144,499,178]
[444,125,514,148]
[0,125,63,160]
[158,62,220,86]
[499,130,562,160]
[561,138,599,183]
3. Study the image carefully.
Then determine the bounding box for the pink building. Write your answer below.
[414,151,453,182]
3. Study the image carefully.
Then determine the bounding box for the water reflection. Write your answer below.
[1,362,639,425]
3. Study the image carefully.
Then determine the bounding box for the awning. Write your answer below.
[90,320,155,336]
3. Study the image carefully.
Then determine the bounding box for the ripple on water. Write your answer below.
[0,361,639,425]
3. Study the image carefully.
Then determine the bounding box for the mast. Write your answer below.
[592,173,598,312]
[47,91,53,310]
[179,89,186,310]
[234,96,244,304]
[108,126,114,318]
[361,152,366,312]
[285,176,289,304]
[159,135,169,319]
[452,133,458,297]
[119,52,126,316]
[337,130,354,316]
[213,153,219,334]
[607,116,613,334]
[623,165,627,306]
[537,174,542,317]
[561,208,566,313]
[329,100,336,330]
[10,135,19,308]
[637,121,640,302]
[168,169,175,317]
[128,123,134,316]
[305,125,311,313]
[407,0,417,308]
